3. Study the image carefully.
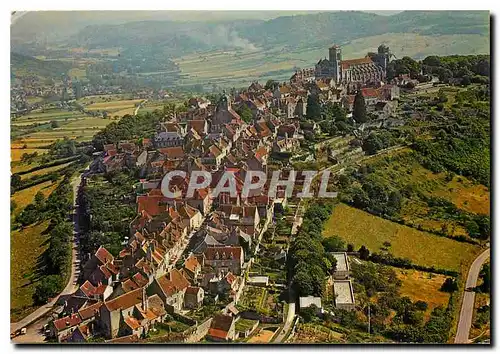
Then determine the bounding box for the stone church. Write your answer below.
[314,44,391,88]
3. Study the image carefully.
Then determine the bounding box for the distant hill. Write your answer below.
[12,11,489,55]
[234,11,490,49]
[11,52,72,79]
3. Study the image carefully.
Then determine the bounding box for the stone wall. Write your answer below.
[184,317,213,343]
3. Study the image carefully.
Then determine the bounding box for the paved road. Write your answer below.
[454,248,490,344]
[274,302,296,343]
[10,171,86,336]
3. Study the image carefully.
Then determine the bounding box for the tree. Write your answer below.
[34,191,45,208]
[235,104,253,123]
[479,264,490,293]
[306,95,321,120]
[292,270,315,297]
[264,80,278,91]
[301,305,319,322]
[440,278,458,293]
[359,245,370,260]
[11,174,22,190]
[353,91,367,123]
[33,275,63,304]
[347,244,354,252]
[415,300,428,311]
[363,133,384,155]
[322,235,346,252]
[50,120,60,128]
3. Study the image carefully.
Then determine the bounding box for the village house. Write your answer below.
[202,246,244,275]
[184,286,205,309]
[207,314,237,342]
[147,268,190,313]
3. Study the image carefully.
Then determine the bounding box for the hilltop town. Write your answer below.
[11,41,491,344]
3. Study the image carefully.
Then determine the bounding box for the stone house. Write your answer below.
[207,314,237,341]
[184,286,205,309]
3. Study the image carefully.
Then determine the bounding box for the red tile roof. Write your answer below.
[361,87,380,98]
[341,57,373,69]
[79,280,96,297]
[156,269,190,297]
[53,313,82,331]
[95,246,113,265]
[185,286,201,295]
[184,254,201,273]
[104,288,143,312]
[125,317,142,330]
[159,147,185,159]
[208,328,228,340]
[204,246,243,261]
[78,301,103,321]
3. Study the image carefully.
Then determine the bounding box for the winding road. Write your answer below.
[454,248,490,344]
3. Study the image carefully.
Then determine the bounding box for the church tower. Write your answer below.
[329,45,342,82]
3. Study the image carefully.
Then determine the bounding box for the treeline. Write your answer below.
[15,155,80,176]
[287,201,337,297]
[29,177,74,304]
[11,160,81,194]
[422,55,490,83]
[362,130,403,155]
[386,54,490,84]
[92,112,162,151]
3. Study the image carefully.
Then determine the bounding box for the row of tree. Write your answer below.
[32,177,74,304]
[288,201,337,297]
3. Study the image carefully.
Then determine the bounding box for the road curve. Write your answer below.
[454,248,490,344]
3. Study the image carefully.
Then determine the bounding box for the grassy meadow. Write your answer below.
[323,203,481,272]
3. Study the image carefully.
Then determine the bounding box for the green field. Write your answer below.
[11,108,116,145]
[323,203,481,272]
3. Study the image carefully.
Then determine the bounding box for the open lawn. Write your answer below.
[323,203,481,272]
[10,220,51,321]
[396,268,450,320]
[12,110,87,125]
[235,318,258,333]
